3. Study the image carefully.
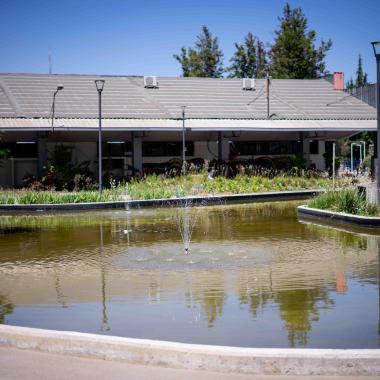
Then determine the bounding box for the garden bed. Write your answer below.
[0,190,322,211]
[297,205,380,228]
[0,173,347,205]
[298,187,380,228]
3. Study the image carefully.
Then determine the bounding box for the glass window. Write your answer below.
[234,141,299,155]
[310,141,319,155]
[100,142,132,157]
[142,142,194,157]
[0,143,37,158]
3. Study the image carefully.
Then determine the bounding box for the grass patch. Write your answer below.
[307,188,380,216]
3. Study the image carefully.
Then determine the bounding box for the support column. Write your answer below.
[299,132,304,158]
[319,140,326,170]
[217,132,230,161]
[37,132,48,175]
[131,132,142,176]
[302,135,310,166]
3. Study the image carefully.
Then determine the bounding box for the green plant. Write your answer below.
[308,188,379,216]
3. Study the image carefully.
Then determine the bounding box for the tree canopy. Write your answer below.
[174,4,333,79]
[227,32,267,78]
[269,3,332,79]
[355,54,368,87]
[346,54,369,90]
[173,26,224,78]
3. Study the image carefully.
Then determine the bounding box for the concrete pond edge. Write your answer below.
[0,189,323,212]
[0,325,380,376]
[298,205,380,228]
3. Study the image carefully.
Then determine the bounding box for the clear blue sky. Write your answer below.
[1,0,379,82]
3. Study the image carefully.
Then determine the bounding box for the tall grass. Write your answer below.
[0,190,119,204]
[0,174,351,204]
[308,188,379,216]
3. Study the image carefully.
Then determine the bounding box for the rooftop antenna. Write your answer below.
[48,49,52,74]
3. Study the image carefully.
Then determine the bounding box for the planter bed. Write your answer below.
[298,205,380,228]
[0,189,323,212]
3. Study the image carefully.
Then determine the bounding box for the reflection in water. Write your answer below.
[99,223,110,332]
[53,269,67,308]
[276,288,333,347]
[0,294,14,324]
[0,201,379,348]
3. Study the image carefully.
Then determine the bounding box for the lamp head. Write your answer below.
[56,85,64,91]
[95,79,105,93]
[371,41,380,58]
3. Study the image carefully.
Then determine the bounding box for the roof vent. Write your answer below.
[144,76,158,89]
[242,78,255,91]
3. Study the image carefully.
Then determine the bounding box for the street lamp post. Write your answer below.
[51,85,64,131]
[181,105,186,175]
[95,79,105,192]
[371,41,380,201]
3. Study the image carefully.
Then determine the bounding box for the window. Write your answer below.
[142,142,194,157]
[310,141,319,155]
[325,141,334,154]
[99,142,132,157]
[233,141,256,155]
[234,141,299,155]
[0,143,37,158]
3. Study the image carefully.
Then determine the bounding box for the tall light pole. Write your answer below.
[371,41,380,200]
[51,85,64,131]
[95,79,105,192]
[181,105,186,175]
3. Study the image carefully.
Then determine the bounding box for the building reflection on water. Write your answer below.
[0,202,379,347]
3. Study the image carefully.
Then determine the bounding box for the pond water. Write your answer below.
[0,201,379,348]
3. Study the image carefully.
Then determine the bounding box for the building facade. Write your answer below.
[0,73,376,187]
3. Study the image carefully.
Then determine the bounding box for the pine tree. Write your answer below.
[227,32,267,78]
[269,3,332,79]
[174,26,224,78]
[346,77,354,90]
[356,54,364,86]
[355,54,368,87]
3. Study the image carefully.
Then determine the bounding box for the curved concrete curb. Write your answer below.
[0,189,322,212]
[0,325,379,376]
[298,205,380,228]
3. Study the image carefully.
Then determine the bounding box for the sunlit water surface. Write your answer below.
[0,201,379,348]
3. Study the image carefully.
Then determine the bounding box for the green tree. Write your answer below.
[174,26,224,78]
[346,77,354,90]
[227,32,267,78]
[355,54,368,87]
[269,3,332,79]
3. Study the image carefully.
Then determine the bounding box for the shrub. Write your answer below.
[308,188,379,216]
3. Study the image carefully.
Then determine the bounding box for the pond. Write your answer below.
[0,201,378,348]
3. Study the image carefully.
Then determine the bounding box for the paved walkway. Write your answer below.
[0,347,378,380]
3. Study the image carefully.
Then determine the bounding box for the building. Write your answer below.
[0,72,376,187]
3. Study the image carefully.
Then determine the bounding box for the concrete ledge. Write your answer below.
[298,205,380,228]
[0,325,379,376]
[0,189,322,212]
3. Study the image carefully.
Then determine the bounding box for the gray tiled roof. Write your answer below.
[0,73,376,120]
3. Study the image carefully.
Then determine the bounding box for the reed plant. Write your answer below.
[0,173,351,204]
[307,187,380,216]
